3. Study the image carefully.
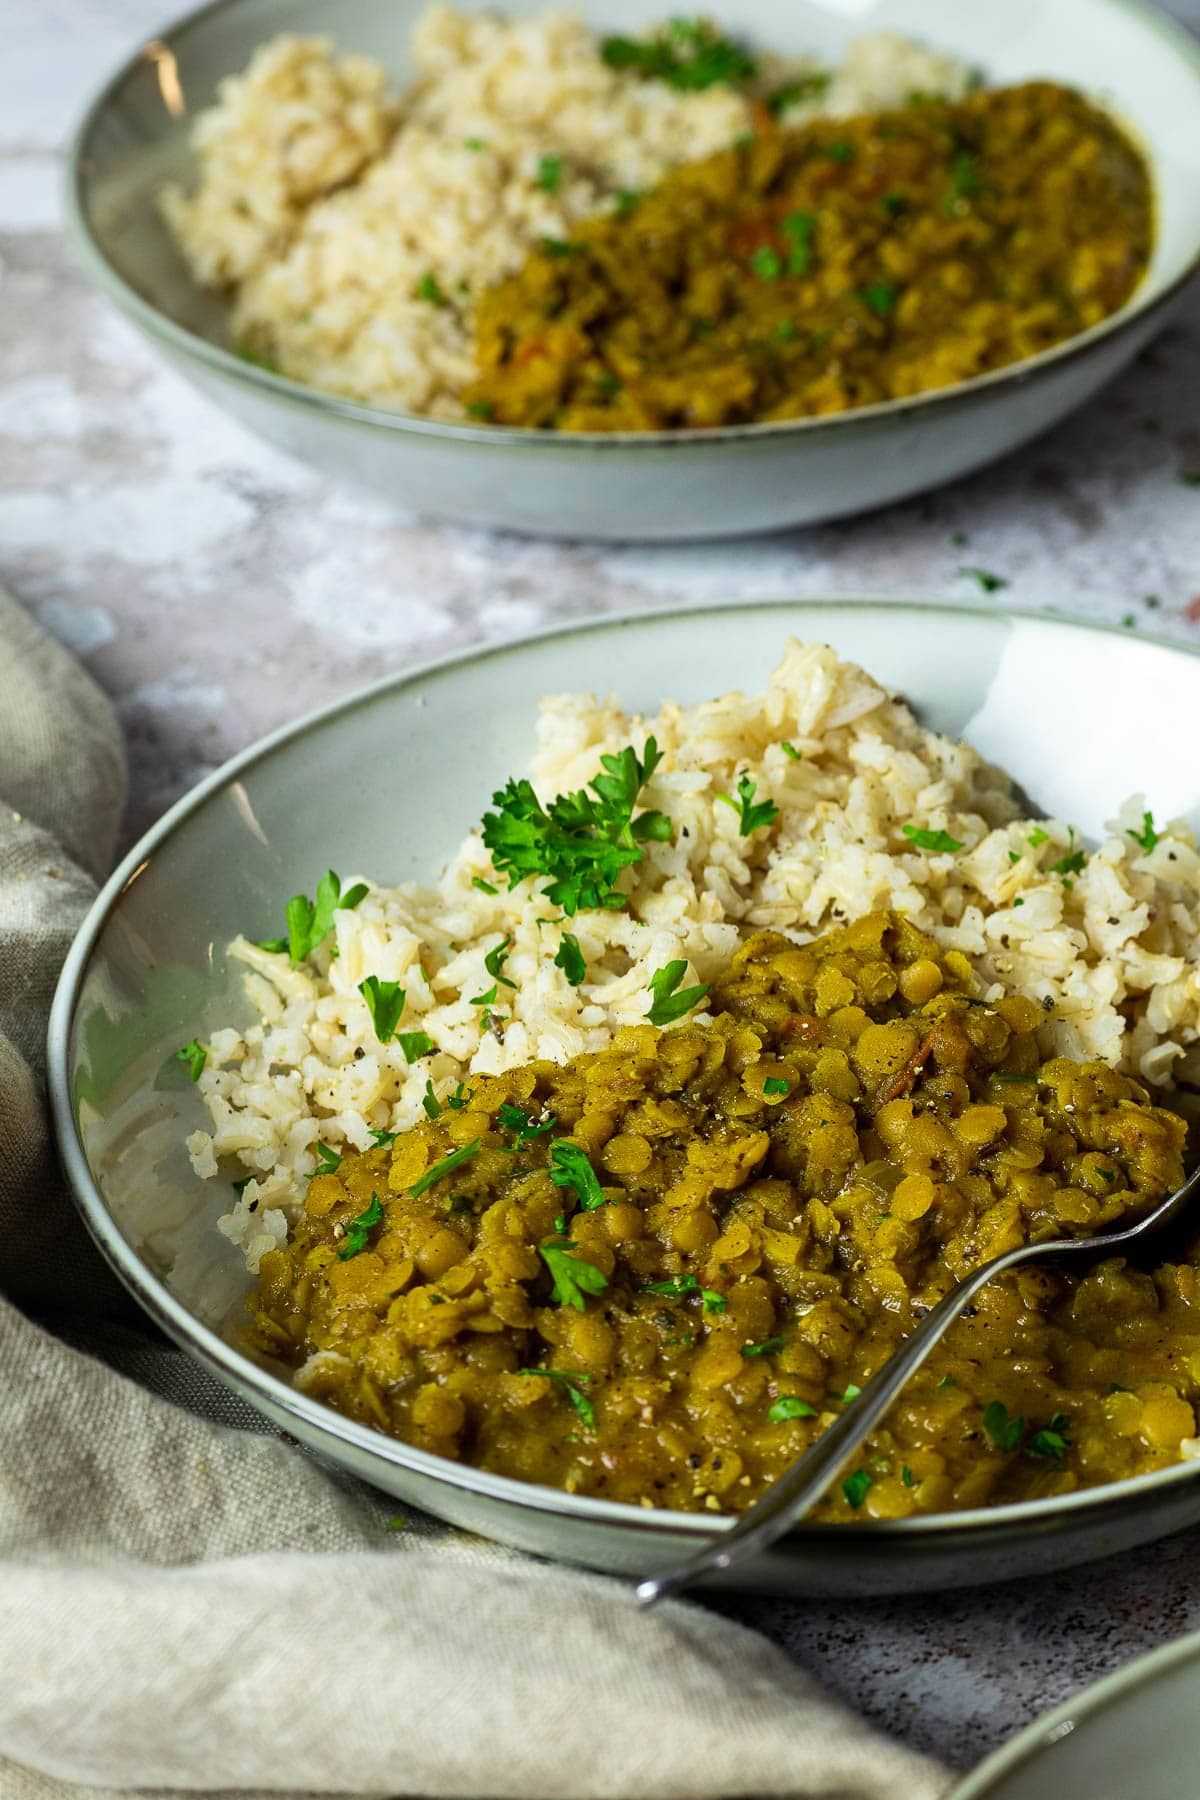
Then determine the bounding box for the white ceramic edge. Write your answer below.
[947,1629,1200,1799]
[45,595,1200,1552]
[62,0,1200,454]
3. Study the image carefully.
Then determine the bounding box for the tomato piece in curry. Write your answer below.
[247,911,1194,1521]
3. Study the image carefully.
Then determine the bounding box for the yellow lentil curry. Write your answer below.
[248,911,1197,1522]
[464,82,1152,431]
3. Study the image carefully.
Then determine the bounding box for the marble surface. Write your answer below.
[6,0,1200,1777]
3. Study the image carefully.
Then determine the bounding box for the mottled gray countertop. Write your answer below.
[6,0,1200,1776]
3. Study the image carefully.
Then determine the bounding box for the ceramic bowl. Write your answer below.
[47,599,1200,1594]
[950,1631,1200,1799]
[66,0,1200,540]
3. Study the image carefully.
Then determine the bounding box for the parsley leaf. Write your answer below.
[447,1082,473,1111]
[540,1240,608,1310]
[369,1126,398,1146]
[1127,809,1159,853]
[277,870,367,965]
[497,1102,557,1145]
[176,1039,206,1082]
[416,271,448,306]
[554,933,587,986]
[481,738,670,916]
[471,875,498,895]
[902,824,964,853]
[781,741,803,761]
[537,152,563,192]
[644,1274,699,1298]
[397,1030,435,1064]
[646,961,710,1027]
[702,1287,727,1314]
[314,1140,342,1175]
[766,71,830,115]
[484,936,516,989]
[337,1192,384,1260]
[717,772,779,835]
[858,280,897,317]
[959,565,1009,593]
[599,19,756,91]
[769,1395,818,1422]
[470,985,498,1007]
[409,1140,482,1199]
[358,976,406,1044]
[421,1082,441,1120]
[982,1399,1025,1451]
[1028,826,1050,847]
[741,1337,786,1358]
[516,1366,595,1428]
[842,1468,874,1508]
[901,1464,916,1488]
[550,1141,606,1211]
[763,1076,790,1097]
[232,1176,252,1198]
[750,246,782,281]
[781,211,817,274]
[1026,1412,1071,1465]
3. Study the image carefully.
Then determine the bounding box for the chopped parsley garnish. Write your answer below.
[481,738,669,916]
[1127,810,1159,853]
[645,1275,699,1298]
[516,1366,595,1428]
[994,1071,1037,1084]
[826,140,855,163]
[1028,826,1050,847]
[464,136,487,152]
[415,272,449,306]
[314,1140,342,1175]
[839,1384,863,1402]
[272,870,368,965]
[599,19,756,92]
[550,1141,606,1211]
[775,320,797,342]
[385,1514,408,1530]
[358,976,406,1044]
[337,1192,384,1260]
[554,933,587,986]
[497,1102,557,1145]
[369,1126,398,1147]
[858,280,896,317]
[470,985,498,1007]
[235,344,281,375]
[781,741,803,761]
[938,1375,958,1390]
[982,1399,1025,1451]
[540,1240,608,1310]
[902,824,963,854]
[883,190,908,217]
[781,210,817,275]
[716,772,779,835]
[409,1139,482,1199]
[484,936,516,989]
[176,1039,206,1082]
[741,1337,786,1358]
[541,236,577,258]
[749,246,782,281]
[702,1287,727,1314]
[763,1076,790,1097]
[447,1082,473,1111]
[841,1468,874,1508]
[766,71,831,115]
[1051,830,1086,880]
[901,1464,916,1488]
[959,565,1009,593]
[466,400,494,421]
[944,150,981,212]
[537,153,563,192]
[616,189,640,216]
[769,1395,818,1422]
[396,1030,435,1064]
[232,1176,252,1198]
[646,960,710,1027]
[1026,1412,1071,1465]
[421,1082,441,1120]
[471,875,498,895]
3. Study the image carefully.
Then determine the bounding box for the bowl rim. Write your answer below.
[947,1627,1200,1798]
[46,594,1200,1549]
[64,0,1200,454]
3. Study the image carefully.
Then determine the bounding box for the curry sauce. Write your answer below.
[247,912,1194,1520]
[465,82,1152,431]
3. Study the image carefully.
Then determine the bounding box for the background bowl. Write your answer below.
[66,0,1200,540]
[48,599,1200,1595]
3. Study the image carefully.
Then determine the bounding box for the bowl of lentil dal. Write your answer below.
[66,0,1200,538]
[49,600,1200,1592]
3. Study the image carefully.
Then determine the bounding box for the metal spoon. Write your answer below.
[636,1161,1200,1607]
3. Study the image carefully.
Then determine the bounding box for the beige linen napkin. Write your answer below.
[0,587,952,1800]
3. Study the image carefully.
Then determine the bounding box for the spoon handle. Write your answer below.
[635,1236,1038,1607]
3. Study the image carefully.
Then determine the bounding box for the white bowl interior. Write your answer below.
[76,0,1200,371]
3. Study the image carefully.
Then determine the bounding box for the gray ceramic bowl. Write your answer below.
[66,0,1200,540]
[47,600,1200,1594]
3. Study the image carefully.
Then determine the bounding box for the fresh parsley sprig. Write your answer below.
[600,18,755,91]
[497,1102,557,1145]
[717,773,779,836]
[539,1240,608,1310]
[480,739,671,916]
[646,961,710,1027]
[359,976,406,1043]
[338,1192,384,1260]
[258,870,368,963]
[176,1039,206,1081]
[550,1141,606,1211]
[409,1140,482,1199]
[516,1366,595,1428]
